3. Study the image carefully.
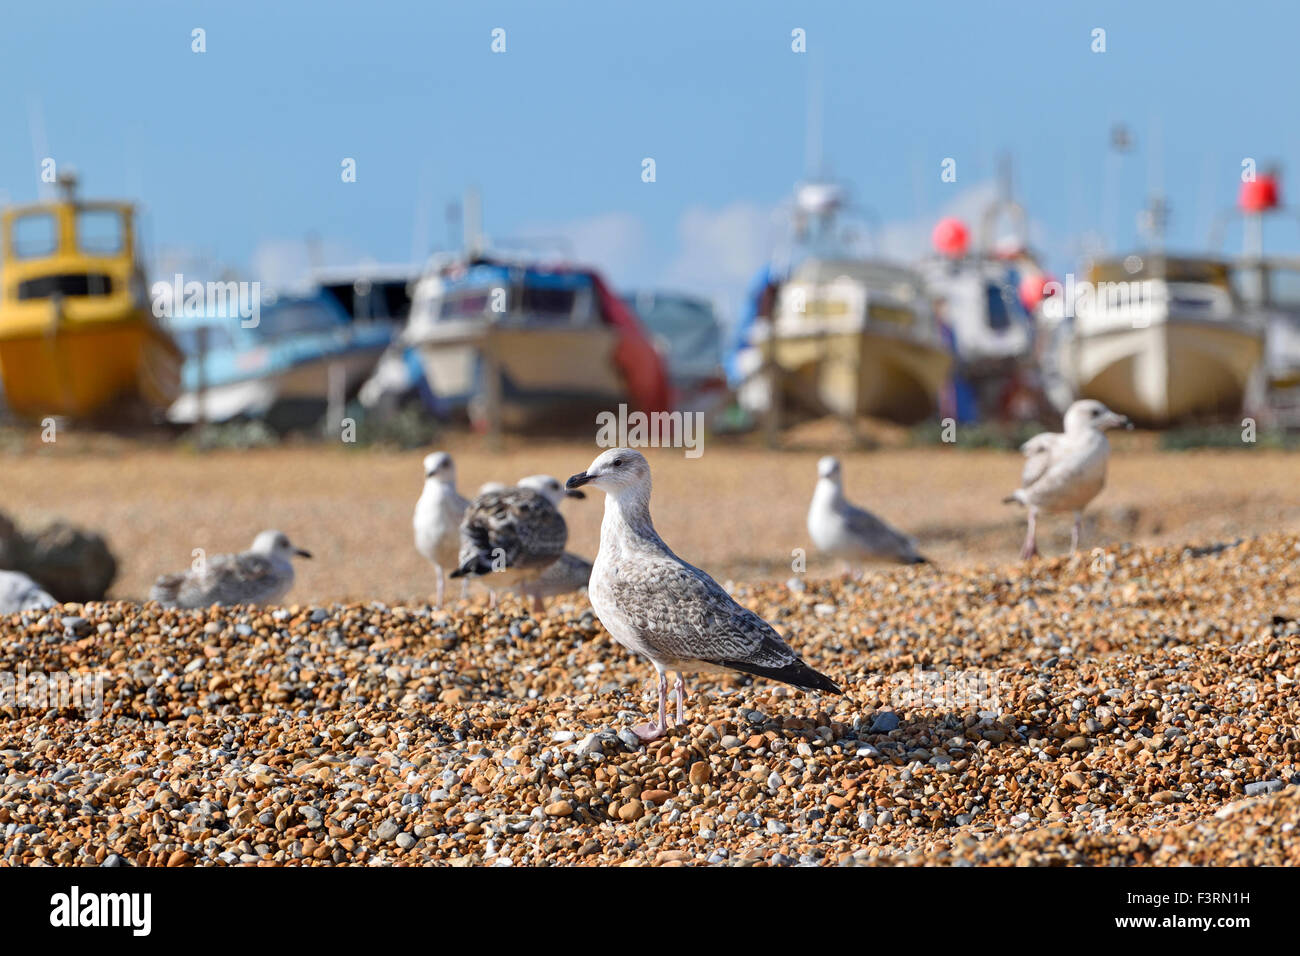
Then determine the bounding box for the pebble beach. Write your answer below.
[2,531,1297,866]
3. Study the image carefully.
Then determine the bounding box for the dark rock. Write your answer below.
[0,512,117,602]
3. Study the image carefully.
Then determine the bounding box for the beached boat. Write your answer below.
[728,181,951,427]
[165,290,393,428]
[401,255,669,430]
[1231,256,1300,422]
[0,180,181,420]
[620,290,728,415]
[1056,255,1264,425]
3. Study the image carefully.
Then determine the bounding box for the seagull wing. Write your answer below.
[455,488,567,576]
[1019,432,1062,490]
[842,502,922,563]
[608,556,841,693]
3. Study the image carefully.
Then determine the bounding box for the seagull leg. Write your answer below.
[532,593,545,617]
[673,671,686,726]
[632,669,668,741]
[435,565,445,607]
[1070,512,1082,553]
[1021,507,1039,560]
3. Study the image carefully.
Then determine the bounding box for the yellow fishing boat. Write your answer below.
[0,177,181,420]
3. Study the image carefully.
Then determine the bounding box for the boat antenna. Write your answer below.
[464,185,485,257]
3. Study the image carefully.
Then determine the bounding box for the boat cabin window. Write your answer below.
[9,212,59,258]
[985,283,1011,331]
[17,273,114,300]
[76,208,126,255]
[440,290,493,320]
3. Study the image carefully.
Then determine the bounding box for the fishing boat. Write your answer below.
[1231,256,1300,423]
[165,290,393,428]
[1055,255,1264,425]
[918,170,1054,422]
[729,181,952,426]
[401,254,669,431]
[0,176,181,420]
[620,290,728,415]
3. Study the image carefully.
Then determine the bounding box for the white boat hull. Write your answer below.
[1063,320,1263,425]
[413,320,628,424]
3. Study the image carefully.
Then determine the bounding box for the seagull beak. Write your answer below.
[295,548,313,559]
[565,488,586,499]
[566,472,592,490]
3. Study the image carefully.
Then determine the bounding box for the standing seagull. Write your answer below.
[450,484,568,606]
[568,448,840,742]
[1004,399,1131,558]
[807,456,929,569]
[413,451,469,605]
[149,530,311,608]
[516,475,593,608]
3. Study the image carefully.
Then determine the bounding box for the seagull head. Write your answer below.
[816,455,842,483]
[422,451,456,484]
[1065,399,1132,434]
[567,447,650,498]
[518,473,585,506]
[251,529,312,562]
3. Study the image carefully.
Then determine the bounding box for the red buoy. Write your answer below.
[932,217,970,258]
[1240,174,1280,214]
[1018,273,1055,313]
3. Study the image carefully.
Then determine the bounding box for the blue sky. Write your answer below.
[4,1,1300,319]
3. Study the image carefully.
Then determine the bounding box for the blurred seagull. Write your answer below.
[150,530,311,608]
[807,456,929,569]
[1004,399,1132,558]
[413,451,469,605]
[0,570,56,613]
[516,474,592,609]
[568,448,841,742]
[450,483,568,606]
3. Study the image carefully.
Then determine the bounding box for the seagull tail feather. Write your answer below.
[449,554,493,579]
[721,658,843,695]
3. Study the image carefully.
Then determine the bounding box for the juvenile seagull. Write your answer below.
[450,484,568,601]
[515,475,592,609]
[0,570,56,613]
[150,530,311,608]
[568,448,841,742]
[1004,399,1131,558]
[413,451,469,605]
[808,456,929,569]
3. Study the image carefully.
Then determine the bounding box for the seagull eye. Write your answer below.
[612,458,623,467]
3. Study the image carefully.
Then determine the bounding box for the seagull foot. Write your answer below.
[631,721,666,742]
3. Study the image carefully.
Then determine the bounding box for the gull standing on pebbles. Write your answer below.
[808,456,929,569]
[1003,399,1132,559]
[149,530,311,608]
[0,570,56,613]
[515,475,593,608]
[568,448,841,742]
[450,483,568,609]
[413,451,469,605]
